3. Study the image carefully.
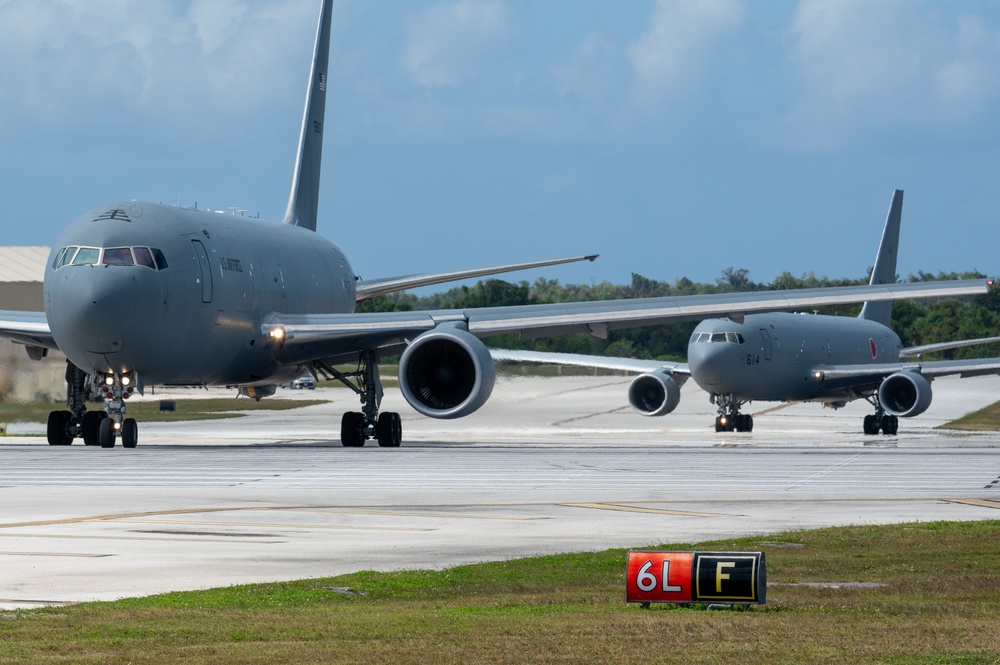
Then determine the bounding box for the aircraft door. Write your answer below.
[192,240,213,304]
[759,328,772,361]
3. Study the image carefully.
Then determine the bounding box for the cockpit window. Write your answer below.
[55,246,78,268]
[53,245,168,270]
[151,248,169,270]
[103,247,134,266]
[133,247,155,269]
[71,247,100,266]
[693,331,746,344]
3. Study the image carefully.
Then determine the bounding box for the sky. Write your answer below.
[1,0,998,289]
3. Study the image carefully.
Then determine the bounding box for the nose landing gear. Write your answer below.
[712,394,753,433]
[95,372,139,448]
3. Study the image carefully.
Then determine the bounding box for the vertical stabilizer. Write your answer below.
[282,0,333,232]
[859,189,903,326]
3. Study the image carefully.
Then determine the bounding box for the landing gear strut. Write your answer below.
[712,394,753,433]
[321,350,402,447]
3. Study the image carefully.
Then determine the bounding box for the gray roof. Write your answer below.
[0,247,49,283]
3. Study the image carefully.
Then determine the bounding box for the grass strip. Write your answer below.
[2,520,999,663]
[940,400,1000,431]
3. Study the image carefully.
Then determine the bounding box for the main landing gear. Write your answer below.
[863,406,898,436]
[712,394,753,433]
[319,350,402,447]
[860,392,898,436]
[46,363,139,448]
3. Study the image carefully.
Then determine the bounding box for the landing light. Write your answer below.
[813,371,825,381]
[114,422,122,431]
[105,376,114,386]
[269,327,286,342]
[122,376,131,386]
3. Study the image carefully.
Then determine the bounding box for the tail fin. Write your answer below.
[858,189,903,326]
[282,0,333,232]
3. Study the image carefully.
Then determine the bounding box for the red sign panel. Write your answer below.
[625,551,694,603]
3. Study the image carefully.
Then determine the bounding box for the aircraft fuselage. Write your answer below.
[44,202,356,387]
[688,312,902,403]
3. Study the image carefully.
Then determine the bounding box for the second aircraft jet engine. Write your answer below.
[398,325,496,419]
[878,371,933,417]
[627,370,683,417]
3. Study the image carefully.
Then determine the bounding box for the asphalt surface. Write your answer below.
[0,374,998,608]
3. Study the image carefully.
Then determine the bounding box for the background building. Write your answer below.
[0,247,66,402]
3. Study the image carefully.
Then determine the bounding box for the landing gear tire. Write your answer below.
[121,418,138,448]
[99,417,116,448]
[880,414,898,436]
[714,415,734,433]
[376,412,402,448]
[735,414,754,432]
[863,414,879,435]
[341,412,366,447]
[46,410,72,446]
[82,411,106,446]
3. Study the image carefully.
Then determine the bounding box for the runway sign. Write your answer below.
[626,551,766,605]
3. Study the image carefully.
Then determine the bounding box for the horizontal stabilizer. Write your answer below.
[355,254,598,301]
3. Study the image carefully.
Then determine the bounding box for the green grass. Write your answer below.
[3,521,1000,663]
[941,400,1000,431]
[0,398,327,425]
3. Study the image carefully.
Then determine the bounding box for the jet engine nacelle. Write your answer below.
[628,370,682,417]
[398,325,496,419]
[878,371,933,417]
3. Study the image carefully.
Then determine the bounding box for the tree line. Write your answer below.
[358,269,1000,361]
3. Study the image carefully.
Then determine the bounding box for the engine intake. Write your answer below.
[628,370,682,417]
[398,325,496,419]
[878,371,932,417]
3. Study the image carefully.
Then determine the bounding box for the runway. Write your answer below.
[0,375,998,608]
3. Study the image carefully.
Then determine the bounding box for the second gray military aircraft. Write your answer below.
[493,190,1000,434]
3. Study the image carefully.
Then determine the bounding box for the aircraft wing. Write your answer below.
[265,278,990,365]
[0,310,58,351]
[354,254,598,301]
[814,357,1000,384]
[490,348,688,375]
[900,336,1000,358]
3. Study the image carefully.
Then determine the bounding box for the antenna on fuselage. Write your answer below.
[282,0,332,233]
[859,189,903,327]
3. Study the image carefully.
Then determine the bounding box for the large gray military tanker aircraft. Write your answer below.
[493,190,1000,435]
[0,1,990,448]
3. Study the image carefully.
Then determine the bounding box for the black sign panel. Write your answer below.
[693,552,765,603]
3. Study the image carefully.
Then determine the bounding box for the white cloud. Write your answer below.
[626,0,746,115]
[783,0,1000,150]
[402,0,517,88]
[0,0,317,139]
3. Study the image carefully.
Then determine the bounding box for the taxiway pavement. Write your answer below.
[0,375,998,608]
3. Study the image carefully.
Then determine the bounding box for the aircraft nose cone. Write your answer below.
[51,268,134,352]
[688,342,728,389]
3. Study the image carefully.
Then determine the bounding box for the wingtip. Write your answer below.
[585,254,599,262]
